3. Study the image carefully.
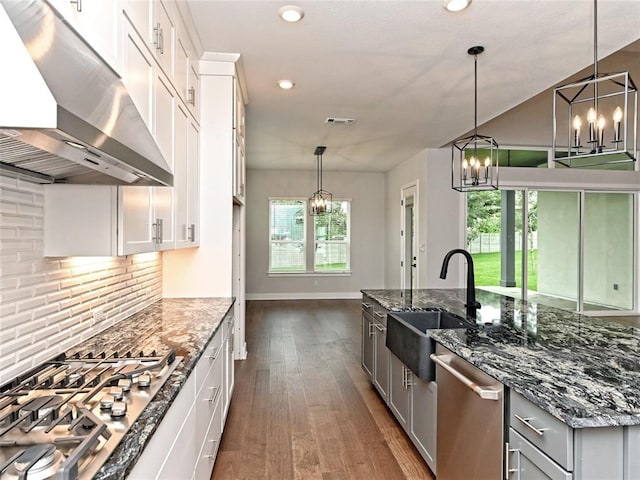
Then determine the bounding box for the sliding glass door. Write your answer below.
[468,189,636,314]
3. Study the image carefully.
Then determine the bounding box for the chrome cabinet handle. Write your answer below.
[373,311,385,319]
[430,353,502,400]
[362,302,371,308]
[514,414,547,436]
[203,440,218,459]
[505,442,520,479]
[205,346,220,360]
[157,218,163,243]
[207,386,221,403]
[375,323,386,333]
[70,0,82,12]
[153,23,163,53]
[189,223,196,242]
[368,323,375,337]
[188,86,196,106]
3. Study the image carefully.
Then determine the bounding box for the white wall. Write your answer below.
[0,175,161,385]
[245,169,385,299]
[385,148,465,289]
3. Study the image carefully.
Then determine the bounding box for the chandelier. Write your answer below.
[552,0,637,168]
[451,46,499,192]
[309,146,332,215]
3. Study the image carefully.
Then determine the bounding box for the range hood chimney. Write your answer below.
[0,0,173,186]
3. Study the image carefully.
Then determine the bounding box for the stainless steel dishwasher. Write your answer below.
[431,344,504,480]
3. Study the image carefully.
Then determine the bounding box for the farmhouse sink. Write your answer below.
[386,310,476,381]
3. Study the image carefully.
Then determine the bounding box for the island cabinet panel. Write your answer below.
[388,353,411,429]
[508,391,625,480]
[409,377,437,473]
[361,299,374,378]
[371,301,389,401]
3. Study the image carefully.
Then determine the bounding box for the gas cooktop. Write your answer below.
[0,349,180,480]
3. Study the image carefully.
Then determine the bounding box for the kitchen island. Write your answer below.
[75,297,235,480]
[362,288,640,479]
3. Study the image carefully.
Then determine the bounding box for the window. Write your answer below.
[268,198,351,274]
[269,199,306,272]
[314,200,350,272]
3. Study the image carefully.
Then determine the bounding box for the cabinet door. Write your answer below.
[223,319,234,418]
[187,118,200,244]
[372,320,389,401]
[508,428,573,480]
[152,0,174,78]
[361,312,374,378]
[175,34,189,104]
[174,101,190,247]
[410,377,437,474]
[388,353,411,431]
[52,0,120,71]
[119,186,156,254]
[123,19,154,130]
[123,0,152,49]
[152,71,175,250]
[187,63,200,118]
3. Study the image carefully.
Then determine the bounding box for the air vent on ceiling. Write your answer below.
[325,117,356,125]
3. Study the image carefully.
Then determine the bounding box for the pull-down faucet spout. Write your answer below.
[440,248,481,318]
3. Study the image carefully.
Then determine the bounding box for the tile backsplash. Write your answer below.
[0,175,161,385]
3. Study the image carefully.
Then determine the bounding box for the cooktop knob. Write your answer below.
[110,401,127,418]
[109,386,124,400]
[138,373,151,388]
[118,378,132,391]
[100,395,114,410]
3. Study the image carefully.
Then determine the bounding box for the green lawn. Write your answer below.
[471,251,538,291]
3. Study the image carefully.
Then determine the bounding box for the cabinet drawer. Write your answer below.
[195,331,223,394]
[195,352,223,446]
[194,399,224,479]
[372,302,387,327]
[509,428,572,480]
[361,296,374,316]
[510,391,573,471]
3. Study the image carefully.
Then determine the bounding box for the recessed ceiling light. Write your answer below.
[278,5,304,23]
[444,0,471,12]
[277,79,295,90]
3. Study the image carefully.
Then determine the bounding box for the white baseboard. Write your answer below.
[246,292,362,301]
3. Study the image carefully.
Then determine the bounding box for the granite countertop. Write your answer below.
[362,288,640,429]
[66,297,235,480]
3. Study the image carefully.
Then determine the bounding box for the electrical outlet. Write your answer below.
[613,283,619,291]
[93,308,105,323]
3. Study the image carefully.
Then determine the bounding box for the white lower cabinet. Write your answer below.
[128,312,233,479]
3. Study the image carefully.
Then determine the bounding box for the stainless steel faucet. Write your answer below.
[439,248,481,318]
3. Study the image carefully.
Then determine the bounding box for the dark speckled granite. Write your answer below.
[65,298,234,480]
[362,289,640,429]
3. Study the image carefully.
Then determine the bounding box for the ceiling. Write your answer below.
[184,0,640,172]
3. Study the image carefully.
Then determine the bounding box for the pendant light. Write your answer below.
[451,46,499,192]
[553,0,637,168]
[309,146,332,215]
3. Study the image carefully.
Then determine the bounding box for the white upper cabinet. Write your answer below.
[175,35,189,106]
[123,0,152,49]
[152,0,175,79]
[48,0,121,71]
[123,18,154,130]
[233,78,246,204]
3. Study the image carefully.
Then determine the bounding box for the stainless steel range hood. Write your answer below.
[0,0,173,186]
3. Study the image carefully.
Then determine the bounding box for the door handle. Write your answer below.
[430,353,502,400]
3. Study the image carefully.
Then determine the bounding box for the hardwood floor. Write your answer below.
[212,299,434,480]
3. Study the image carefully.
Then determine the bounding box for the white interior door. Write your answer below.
[401,183,418,290]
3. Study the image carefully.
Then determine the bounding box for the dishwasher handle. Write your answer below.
[430,353,502,401]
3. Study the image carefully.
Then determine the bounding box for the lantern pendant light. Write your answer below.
[552,0,637,168]
[309,146,332,216]
[451,46,499,192]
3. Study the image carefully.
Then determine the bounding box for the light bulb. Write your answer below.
[484,157,490,167]
[587,107,597,123]
[572,115,582,130]
[462,159,468,169]
[469,157,476,167]
[597,115,606,129]
[613,106,623,123]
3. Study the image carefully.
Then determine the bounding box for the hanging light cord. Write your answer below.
[474,51,478,138]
